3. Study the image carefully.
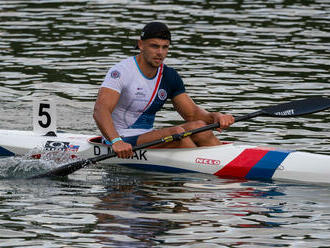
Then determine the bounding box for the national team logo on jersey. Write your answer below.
[110,70,121,79]
[158,89,167,101]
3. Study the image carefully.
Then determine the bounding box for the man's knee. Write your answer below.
[182,120,207,131]
[170,126,186,134]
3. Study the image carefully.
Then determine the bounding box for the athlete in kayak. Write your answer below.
[94,21,235,158]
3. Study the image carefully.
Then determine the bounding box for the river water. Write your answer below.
[0,0,330,247]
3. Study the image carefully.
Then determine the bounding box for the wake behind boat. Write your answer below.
[0,129,330,184]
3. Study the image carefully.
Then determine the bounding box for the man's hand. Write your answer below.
[111,141,134,159]
[211,112,235,132]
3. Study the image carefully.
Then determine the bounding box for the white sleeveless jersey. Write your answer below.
[101,56,185,137]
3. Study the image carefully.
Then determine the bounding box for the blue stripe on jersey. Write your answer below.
[129,65,185,130]
[129,113,155,130]
[245,150,291,180]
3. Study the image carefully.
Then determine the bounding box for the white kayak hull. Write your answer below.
[0,129,329,184]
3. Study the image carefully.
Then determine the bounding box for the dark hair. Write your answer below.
[135,22,171,49]
[140,22,171,41]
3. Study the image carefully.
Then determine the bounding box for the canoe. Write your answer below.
[0,129,329,184]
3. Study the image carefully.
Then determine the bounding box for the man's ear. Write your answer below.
[137,40,143,51]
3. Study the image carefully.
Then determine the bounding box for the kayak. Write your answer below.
[0,129,329,184]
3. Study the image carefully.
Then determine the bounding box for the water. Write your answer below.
[0,0,330,247]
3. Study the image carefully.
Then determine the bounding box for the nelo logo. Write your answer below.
[195,157,221,166]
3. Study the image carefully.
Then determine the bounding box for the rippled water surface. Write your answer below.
[0,0,330,247]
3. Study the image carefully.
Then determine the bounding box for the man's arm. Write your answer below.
[172,93,234,130]
[93,87,133,158]
[93,87,121,141]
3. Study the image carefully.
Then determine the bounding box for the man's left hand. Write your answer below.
[212,112,235,132]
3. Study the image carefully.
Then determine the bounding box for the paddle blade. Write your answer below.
[30,159,89,178]
[262,97,330,117]
[31,150,119,178]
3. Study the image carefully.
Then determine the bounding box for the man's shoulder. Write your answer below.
[161,63,185,97]
[113,57,135,70]
[163,63,176,72]
[163,64,181,78]
[103,57,135,85]
[107,57,135,80]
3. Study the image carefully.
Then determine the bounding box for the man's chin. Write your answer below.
[146,59,163,68]
[153,61,163,67]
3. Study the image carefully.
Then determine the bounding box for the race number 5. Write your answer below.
[33,100,57,135]
[38,103,51,128]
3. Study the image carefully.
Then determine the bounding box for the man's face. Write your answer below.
[138,38,170,68]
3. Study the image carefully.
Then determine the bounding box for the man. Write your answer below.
[94,21,235,159]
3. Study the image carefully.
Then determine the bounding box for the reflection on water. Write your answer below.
[0,0,330,247]
[1,168,330,247]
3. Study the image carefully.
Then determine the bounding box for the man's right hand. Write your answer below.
[111,140,134,159]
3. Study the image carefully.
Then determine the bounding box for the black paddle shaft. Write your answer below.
[31,96,330,178]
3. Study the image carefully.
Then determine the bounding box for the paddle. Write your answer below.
[31,96,330,179]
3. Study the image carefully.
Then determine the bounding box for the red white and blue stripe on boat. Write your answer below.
[214,148,292,180]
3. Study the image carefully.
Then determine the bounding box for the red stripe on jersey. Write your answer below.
[143,64,163,112]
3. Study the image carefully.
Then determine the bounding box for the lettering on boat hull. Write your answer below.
[93,146,148,161]
[131,150,147,160]
[195,157,221,166]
